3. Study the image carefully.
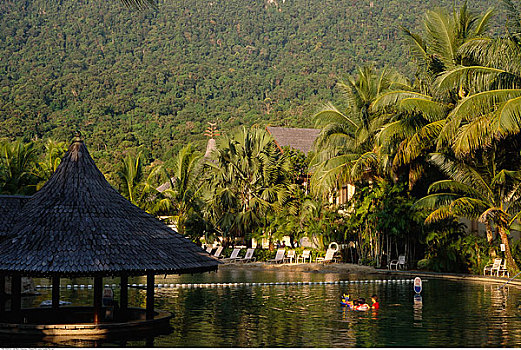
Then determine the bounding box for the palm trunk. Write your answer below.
[485,222,496,257]
[497,225,519,273]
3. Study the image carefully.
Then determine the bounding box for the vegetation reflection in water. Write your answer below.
[23,271,521,347]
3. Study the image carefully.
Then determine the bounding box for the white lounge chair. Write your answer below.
[484,258,502,276]
[389,255,406,270]
[316,248,337,263]
[238,248,256,263]
[297,249,311,263]
[206,246,213,254]
[498,260,509,277]
[212,246,224,259]
[222,248,241,263]
[267,249,285,264]
[284,250,296,263]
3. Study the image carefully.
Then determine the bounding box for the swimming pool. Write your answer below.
[6,269,521,347]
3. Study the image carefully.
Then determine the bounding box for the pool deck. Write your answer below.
[219,262,521,287]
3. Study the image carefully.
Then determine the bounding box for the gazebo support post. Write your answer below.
[52,276,60,309]
[11,273,21,313]
[93,276,103,324]
[146,273,154,320]
[0,274,5,312]
[120,274,128,320]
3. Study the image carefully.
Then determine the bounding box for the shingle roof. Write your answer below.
[0,140,219,277]
[0,195,31,239]
[266,126,320,155]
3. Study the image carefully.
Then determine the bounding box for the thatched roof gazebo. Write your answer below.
[0,137,219,337]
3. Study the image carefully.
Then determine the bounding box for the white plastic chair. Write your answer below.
[483,258,502,276]
[389,255,407,270]
[212,246,224,259]
[238,248,256,263]
[316,248,337,263]
[297,250,311,263]
[498,260,509,277]
[284,250,296,263]
[222,248,241,263]
[268,249,285,264]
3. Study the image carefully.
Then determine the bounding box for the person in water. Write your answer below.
[371,295,379,310]
[356,298,370,311]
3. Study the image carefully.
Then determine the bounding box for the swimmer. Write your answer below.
[371,295,379,310]
[355,298,370,311]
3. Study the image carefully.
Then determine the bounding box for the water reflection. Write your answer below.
[6,272,521,347]
[413,294,422,326]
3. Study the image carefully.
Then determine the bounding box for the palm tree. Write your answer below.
[159,144,204,235]
[202,126,291,245]
[0,140,38,195]
[33,139,68,190]
[310,66,409,196]
[371,3,493,189]
[117,152,161,212]
[401,2,493,88]
[414,152,521,273]
[432,1,521,156]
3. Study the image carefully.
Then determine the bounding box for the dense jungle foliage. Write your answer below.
[0,0,503,176]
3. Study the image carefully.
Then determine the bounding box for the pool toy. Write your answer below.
[340,294,353,308]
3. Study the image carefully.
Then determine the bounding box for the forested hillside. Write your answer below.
[0,0,501,170]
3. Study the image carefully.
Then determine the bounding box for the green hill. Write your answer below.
[0,0,502,169]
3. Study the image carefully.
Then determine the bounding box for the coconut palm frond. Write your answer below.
[310,154,359,195]
[428,179,486,200]
[452,113,495,156]
[449,197,488,219]
[424,8,457,67]
[400,25,430,62]
[377,121,407,147]
[502,0,521,38]
[428,153,494,198]
[313,102,358,129]
[438,89,521,147]
[413,193,461,210]
[459,37,521,75]
[474,7,494,36]
[494,95,521,136]
[479,207,509,224]
[424,207,455,224]
[452,89,521,118]
[436,66,514,92]
[350,151,378,180]
[370,91,430,112]
[399,120,444,165]
[399,98,449,122]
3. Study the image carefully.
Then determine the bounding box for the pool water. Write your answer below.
[8,269,521,347]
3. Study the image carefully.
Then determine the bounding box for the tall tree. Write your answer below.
[310,66,409,196]
[117,152,161,212]
[159,144,204,236]
[202,126,291,244]
[0,140,38,195]
[414,152,521,273]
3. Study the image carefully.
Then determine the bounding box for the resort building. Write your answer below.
[266,126,355,205]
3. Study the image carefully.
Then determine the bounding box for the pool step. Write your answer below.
[34,279,418,289]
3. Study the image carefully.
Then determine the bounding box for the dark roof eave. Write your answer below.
[0,263,219,278]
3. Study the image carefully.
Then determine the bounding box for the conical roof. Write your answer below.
[0,139,219,277]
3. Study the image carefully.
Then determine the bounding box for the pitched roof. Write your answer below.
[0,140,219,277]
[266,126,320,155]
[0,195,31,239]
